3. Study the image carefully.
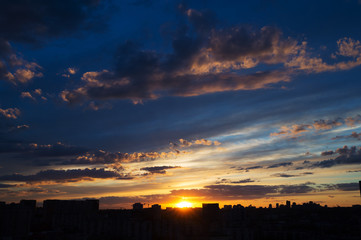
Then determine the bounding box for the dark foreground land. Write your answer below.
[1,200,361,240]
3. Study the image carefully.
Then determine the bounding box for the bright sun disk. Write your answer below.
[176,201,192,208]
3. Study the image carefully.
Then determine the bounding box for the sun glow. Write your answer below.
[176,201,193,208]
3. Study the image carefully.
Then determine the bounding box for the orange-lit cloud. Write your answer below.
[60,18,361,105]
[271,115,359,138]
[270,124,313,137]
[0,107,21,119]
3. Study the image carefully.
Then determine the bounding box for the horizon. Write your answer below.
[2,196,359,210]
[1,0,361,209]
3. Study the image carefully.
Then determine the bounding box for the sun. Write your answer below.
[176,201,193,208]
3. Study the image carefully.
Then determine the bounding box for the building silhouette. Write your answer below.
[1,199,361,240]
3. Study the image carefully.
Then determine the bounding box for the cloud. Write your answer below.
[61,18,299,104]
[0,0,110,43]
[21,89,47,101]
[278,184,315,194]
[61,8,361,105]
[337,37,361,57]
[171,183,318,199]
[179,138,192,147]
[62,67,78,78]
[270,124,312,137]
[0,168,131,184]
[332,132,361,140]
[140,166,181,175]
[321,150,334,156]
[0,141,87,159]
[172,138,221,148]
[0,1,111,84]
[216,178,255,184]
[21,92,36,101]
[0,183,14,188]
[66,150,181,167]
[171,184,279,199]
[237,165,263,172]
[272,173,298,178]
[347,169,361,173]
[334,183,359,191]
[272,172,313,178]
[194,139,221,146]
[320,182,359,192]
[345,115,361,126]
[271,116,354,138]
[313,119,342,130]
[311,145,361,168]
[286,38,361,73]
[86,101,112,111]
[0,39,42,84]
[0,187,62,198]
[0,107,21,119]
[267,162,293,169]
[185,8,217,33]
[9,124,30,132]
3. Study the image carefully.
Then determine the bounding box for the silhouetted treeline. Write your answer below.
[1,200,361,240]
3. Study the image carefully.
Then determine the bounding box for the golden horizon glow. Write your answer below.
[176,201,193,208]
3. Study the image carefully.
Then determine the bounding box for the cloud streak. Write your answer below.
[0,168,131,184]
[140,166,181,175]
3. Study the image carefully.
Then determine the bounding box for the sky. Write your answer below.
[1,0,361,209]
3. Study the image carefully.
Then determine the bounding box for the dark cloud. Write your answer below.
[209,26,294,63]
[320,182,359,192]
[313,119,342,130]
[332,132,361,140]
[0,141,87,158]
[0,0,110,43]
[347,169,361,173]
[0,0,111,83]
[140,165,181,175]
[171,185,279,199]
[60,5,361,106]
[216,178,255,184]
[334,183,359,191]
[61,18,296,104]
[278,184,315,194]
[0,168,130,183]
[272,173,298,178]
[321,150,334,156]
[185,9,217,33]
[237,165,263,172]
[272,172,314,178]
[267,162,293,168]
[311,145,361,168]
[0,183,14,188]
[0,39,42,83]
[171,183,317,200]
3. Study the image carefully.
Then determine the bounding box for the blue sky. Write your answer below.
[0,0,361,208]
